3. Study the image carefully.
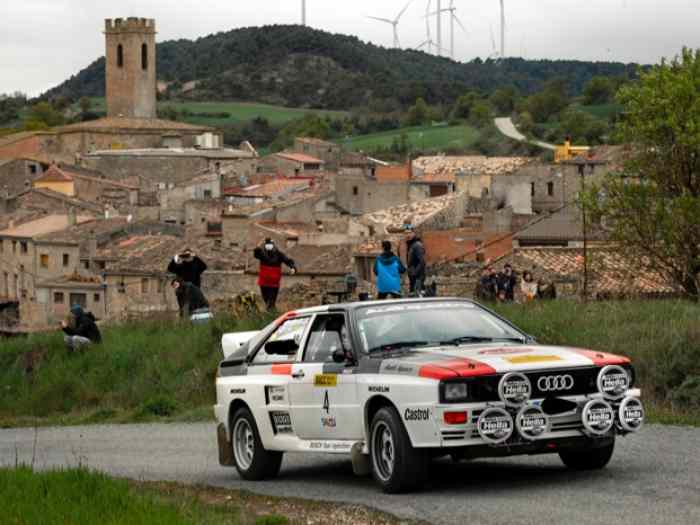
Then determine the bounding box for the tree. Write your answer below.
[585,48,700,300]
[489,86,519,115]
[24,102,64,128]
[78,97,91,115]
[406,98,429,126]
[469,101,492,128]
[582,76,613,105]
[517,111,535,135]
[452,91,479,119]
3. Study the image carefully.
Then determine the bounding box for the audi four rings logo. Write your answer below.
[537,375,574,391]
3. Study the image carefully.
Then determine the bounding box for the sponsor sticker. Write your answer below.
[321,416,337,428]
[477,407,514,444]
[270,411,293,434]
[506,355,563,364]
[314,374,338,387]
[368,385,390,393]
[308,441,353,452]
[479,348,533,355]
[267,386,287,404]
[230,388,246,395]
[404,408,431,421]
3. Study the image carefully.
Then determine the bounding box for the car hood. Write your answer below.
[375,343,630,380]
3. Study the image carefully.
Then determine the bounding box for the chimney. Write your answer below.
[67,207,77,226]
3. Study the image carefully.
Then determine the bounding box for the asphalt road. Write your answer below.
[494,117,557,151]
[1,423,698,525]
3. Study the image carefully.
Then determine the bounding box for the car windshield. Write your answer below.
[356,301,525,354]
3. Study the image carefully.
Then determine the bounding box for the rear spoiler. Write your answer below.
[221,331,261,359]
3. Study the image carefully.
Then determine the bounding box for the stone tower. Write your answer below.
[104,18,157,119]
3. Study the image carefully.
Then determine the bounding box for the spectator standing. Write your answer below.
[62,304,102,351]
[520,271,539,302]
[374,240,406,299]
[171,278,211,322]
[254,238,296,311]
[497,264,518,302]
[406,227,427,296]
[168,248,207,289]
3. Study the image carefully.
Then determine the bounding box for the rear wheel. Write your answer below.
[231,407,283,480]
[559,439,615,470]
[370,407,429,493]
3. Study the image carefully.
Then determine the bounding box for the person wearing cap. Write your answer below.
[167,248,207,289]
[254,238,297,311]
[405,226,427,296]
[374,240,406,299]
[61,304,102,351]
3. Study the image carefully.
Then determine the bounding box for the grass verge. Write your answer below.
[0,467,415,525]
[340,123,480,152]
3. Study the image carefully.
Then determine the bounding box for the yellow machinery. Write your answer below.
[554,137,591,163]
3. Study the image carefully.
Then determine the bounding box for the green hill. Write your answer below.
[43,25,638,111]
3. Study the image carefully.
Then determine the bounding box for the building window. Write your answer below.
[0,240,2,254]
[83,261,90,270]
[11,241,16,254]
[141,43,148,70]
[141,278,149,294]
[157,280,164,293]
[40,254,49,268]
[117,44,124,68]
[93,293,101,303]
[531,183,535,197]
[54,292,65,304]
[203,190,212,199]
[352,186,359,196]
[29,164,37,174]
[20,242,27,254]
[547,182,555,197]
[63,254,70,267]
[69,293,87,308]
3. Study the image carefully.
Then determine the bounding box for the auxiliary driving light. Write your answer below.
[477,407,514,444]
[498,372,532,407]
[618,397,645,432]
[597,365,630,400]
[581,399,615,436]
[515,405,550,441]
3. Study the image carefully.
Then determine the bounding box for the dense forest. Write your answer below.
[43,25,638,110]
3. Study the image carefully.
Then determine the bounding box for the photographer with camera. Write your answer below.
[167,248,207,289]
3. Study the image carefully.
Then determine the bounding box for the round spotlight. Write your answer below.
[618,397,645,433]
[477,407,514,444]
[516,405,550,441]
[597,365,630,400]
[582,399,615,436]
[498,372,532,407]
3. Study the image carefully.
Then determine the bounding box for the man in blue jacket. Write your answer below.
[374,241,406,299]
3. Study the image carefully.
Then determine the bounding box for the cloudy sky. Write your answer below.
[2,0,699,96]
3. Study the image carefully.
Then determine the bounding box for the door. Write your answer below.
[288,314,362,441]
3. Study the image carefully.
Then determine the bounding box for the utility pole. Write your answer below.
[579,162,589,302]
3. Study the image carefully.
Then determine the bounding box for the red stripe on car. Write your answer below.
[419,358,497,379]
[570,349,631,366]
[271,364,293,375]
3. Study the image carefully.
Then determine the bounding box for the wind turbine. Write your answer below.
[367,1,413,49]
[416,0,437,54]
[499,0,505,59]
[425,0,467,59]
[302,0,306,26]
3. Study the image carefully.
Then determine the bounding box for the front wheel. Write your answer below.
[370,407,429,493]
[231,407,283,480]
[559,438,615,470]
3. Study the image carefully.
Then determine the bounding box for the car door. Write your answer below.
[288,313,362,441]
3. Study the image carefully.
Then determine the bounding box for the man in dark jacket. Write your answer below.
[254,238,296,311]
[62,304,102,351]
[374,240,406,299]
[406,227,427,296]
[476,267,498,302]
[496,264,518,302]
[172,278,210,320]
[167,248,207,289]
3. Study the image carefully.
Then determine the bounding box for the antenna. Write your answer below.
[367,1,413,48]
[302,0,306,25]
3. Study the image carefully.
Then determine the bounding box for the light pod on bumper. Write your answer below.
[582,399,615,436]
[477,407,514,444]
[597,365,630,400]
[498,372,532,407]
[515,405,550,440]
[618,397,645,432]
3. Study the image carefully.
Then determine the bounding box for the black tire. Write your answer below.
[369,407,429,493]
[559,439,615,470]
[231,407,283,480]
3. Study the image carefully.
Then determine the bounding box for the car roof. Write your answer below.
[292,297,479,316]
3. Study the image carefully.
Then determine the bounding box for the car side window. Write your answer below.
[251,316,310,365]
[304,314,348,363]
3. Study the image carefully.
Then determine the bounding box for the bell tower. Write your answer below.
[104,18,157,119]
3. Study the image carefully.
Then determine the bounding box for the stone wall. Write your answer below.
[336,171,410,216]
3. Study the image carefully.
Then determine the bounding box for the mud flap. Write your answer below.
[351,442,370,476]
[217,423,235,466]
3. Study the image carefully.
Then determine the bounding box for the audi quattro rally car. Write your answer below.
[214,298,644,493]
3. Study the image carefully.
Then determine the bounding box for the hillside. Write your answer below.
[44,25,638,110]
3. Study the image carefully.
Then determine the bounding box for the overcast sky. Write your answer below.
[2,0,699,96]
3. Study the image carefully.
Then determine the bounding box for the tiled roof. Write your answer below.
[0,131,40,148]
[375,165,410,183]
[362,193,460,232]
[515,247,678,297]
[412,172,455,184]
[515,208,606,242]
[275,152,325,164]
[225,179,310,198]
[37,217,130,244]
[57,163,139,190]
[413,156,535,178]
[34,165,73,183]
[296,137,337,147]
[57,117,212,133]
[0,214,93,238]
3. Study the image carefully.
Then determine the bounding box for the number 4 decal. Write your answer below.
[323,390,330,414]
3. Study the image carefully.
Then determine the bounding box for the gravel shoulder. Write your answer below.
[1,423,699,525]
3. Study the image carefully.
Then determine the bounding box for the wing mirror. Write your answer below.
[265,339,299,356]
[332,348,347,364]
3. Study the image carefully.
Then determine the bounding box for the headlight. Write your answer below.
[444,382,468,402]
[597,365,630,400]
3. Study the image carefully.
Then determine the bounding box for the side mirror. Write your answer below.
[332,348,348,364]
[265,339,299,356]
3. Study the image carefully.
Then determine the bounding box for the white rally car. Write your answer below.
[214,298,644,493]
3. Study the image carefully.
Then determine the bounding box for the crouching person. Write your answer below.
[62,304,102,352]
[172,278,212,324]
